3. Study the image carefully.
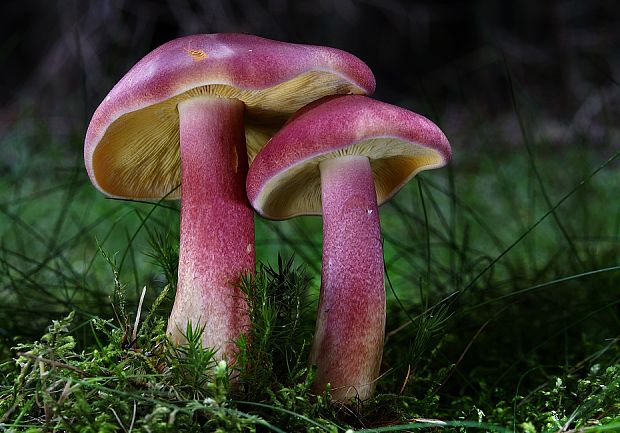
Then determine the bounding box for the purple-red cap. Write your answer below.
[247,95,451,219]
[84,33,375,199]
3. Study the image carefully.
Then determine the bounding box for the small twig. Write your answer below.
[128,401,137,433]
[132,286,147,343]
[17,353,88,376]
[58,380,73,405]
[398,364,412,395]
[110,407,128,433]
[412,418,447,426]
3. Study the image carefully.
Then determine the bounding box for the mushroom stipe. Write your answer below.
[247,94,451,401]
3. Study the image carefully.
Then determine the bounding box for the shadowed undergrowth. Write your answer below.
[1,70,620,431]
[1,2,619,429]
[1,140,619,431]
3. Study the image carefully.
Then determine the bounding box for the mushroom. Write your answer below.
[84,34,375,363]
[246,95,451,401]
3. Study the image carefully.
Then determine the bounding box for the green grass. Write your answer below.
[1,101,620,430]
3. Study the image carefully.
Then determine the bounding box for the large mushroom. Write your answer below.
[84,34,375,363]
[246,95,451,401]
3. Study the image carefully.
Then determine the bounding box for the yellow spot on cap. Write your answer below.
[184,48,209,62]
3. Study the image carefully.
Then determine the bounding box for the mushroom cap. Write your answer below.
[246,95,451,220]
[84,33,375,200]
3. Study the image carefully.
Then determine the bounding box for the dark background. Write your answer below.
[1,0,619,162]
[1,1,619,416]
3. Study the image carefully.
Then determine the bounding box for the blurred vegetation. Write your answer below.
[2,0,619,152]
[1,0,619,431]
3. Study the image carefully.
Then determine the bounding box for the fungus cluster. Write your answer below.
[84,33,374,362]
[85,33,451,402]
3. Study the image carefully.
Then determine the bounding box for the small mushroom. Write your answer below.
[246,95,451,401]
[84,34,375,363]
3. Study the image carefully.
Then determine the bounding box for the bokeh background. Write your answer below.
[1,0,619,420]
[3,0,619,153]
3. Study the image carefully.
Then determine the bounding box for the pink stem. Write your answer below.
[309,155,385,401]
[167,96,254,363]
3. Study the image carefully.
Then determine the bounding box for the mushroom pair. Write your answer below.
[84,33,451,402]
[84,33,375,362]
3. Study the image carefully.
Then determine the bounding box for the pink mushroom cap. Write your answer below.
[247,94,452,219]
[84,33,375,200]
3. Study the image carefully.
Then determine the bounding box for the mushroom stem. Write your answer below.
[309,155,385,401]
[167,96,253,363]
